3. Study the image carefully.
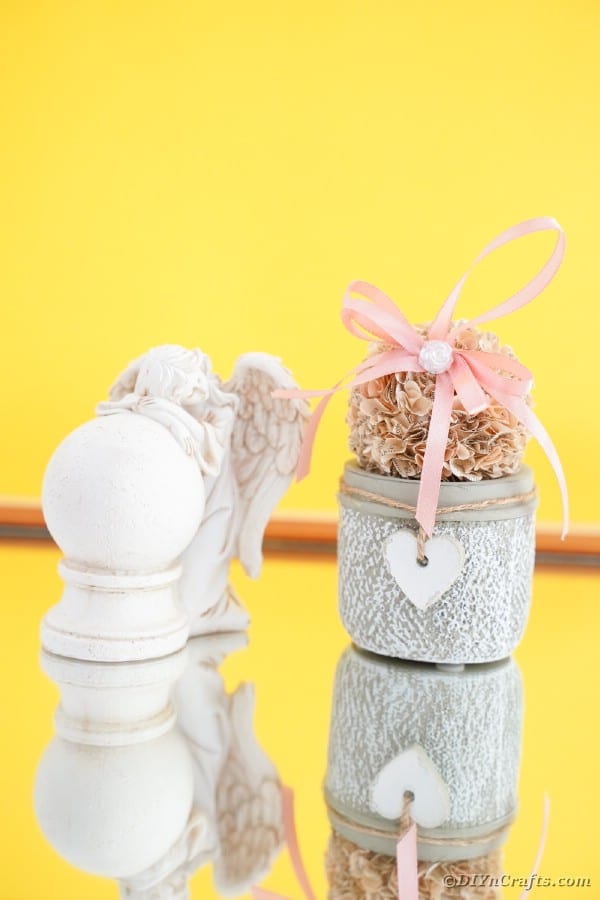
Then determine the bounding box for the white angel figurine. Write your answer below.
[97,344,308,635]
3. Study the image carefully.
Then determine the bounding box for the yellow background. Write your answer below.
[1,1,600,528]
[1,7,598,896]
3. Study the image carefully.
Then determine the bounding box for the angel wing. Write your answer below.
[213,683,284,896]
[223,353,309,579]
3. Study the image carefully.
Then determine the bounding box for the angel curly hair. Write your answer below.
[347,324,529,483]
[109,344,237,411]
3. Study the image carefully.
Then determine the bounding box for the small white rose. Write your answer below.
[418,340,454,375]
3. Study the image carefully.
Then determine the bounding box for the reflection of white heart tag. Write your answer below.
[384,531,464,611]
[371,744,450,828]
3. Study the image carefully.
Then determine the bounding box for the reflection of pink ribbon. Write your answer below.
[519,795,550,900]
[254,789,550,900]
[275,217,568,538]
[252,786,416,900]
[252,786,317,900]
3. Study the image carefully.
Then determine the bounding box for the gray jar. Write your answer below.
[338,461,536,664]
[324,646,523,862]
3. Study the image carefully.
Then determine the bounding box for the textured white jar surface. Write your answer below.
[325,647,523,861]
[338,462,536,663]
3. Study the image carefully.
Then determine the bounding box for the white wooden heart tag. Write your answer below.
[371,744,450,828]
[384,531,465,611]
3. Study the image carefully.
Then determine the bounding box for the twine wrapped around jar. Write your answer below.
[338,472,536,565]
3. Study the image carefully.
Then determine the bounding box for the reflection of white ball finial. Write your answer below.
[35,733,195,879]
[34,649,197,882]
[41,411,206,661]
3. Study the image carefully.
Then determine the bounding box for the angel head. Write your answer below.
[100,345,239,476]
[110,345,215,407]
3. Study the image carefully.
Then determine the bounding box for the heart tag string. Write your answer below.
[274,218,568,539]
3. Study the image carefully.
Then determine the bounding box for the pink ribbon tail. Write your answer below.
[519,795,551,899]
[276,350,422,482]
[282,786,317,900]
[491,392,569,539]
[415,373,455,537]
[251,786,316,900]
[295,392,335,481]
[396,823,418,900]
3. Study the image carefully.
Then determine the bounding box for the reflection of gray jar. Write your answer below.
[324,646,523,862]
[338,461,536,664]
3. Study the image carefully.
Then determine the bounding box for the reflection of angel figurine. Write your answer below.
[178,636,284,897]
[120,634,284,898]
[214,686,284,895]
[98,345,308,634]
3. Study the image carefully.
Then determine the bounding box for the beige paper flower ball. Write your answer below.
[347,324,530,482]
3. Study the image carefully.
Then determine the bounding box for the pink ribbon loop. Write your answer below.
[275,217,569,538]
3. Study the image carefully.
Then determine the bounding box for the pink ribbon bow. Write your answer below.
[277,217,569,538]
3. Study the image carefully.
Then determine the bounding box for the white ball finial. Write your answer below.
[41,411,206,661]
[43,413,204,571]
